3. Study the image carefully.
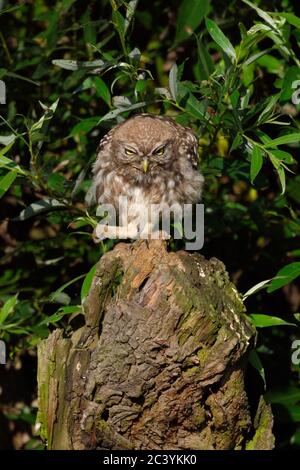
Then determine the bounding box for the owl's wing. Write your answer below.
[92,129,115,204]
[95,129,114,156]
[183,128,199,170]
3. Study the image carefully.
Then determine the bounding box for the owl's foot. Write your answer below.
[93,223,171,245]
[148,230,171,241]
[93,223,139,243]
[138,222,170,241]
[92,224,109,243]
[141,230,170,249]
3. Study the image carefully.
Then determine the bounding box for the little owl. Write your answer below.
[92,114,204,240]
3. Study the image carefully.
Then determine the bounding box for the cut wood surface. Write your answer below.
[37,240,274,450]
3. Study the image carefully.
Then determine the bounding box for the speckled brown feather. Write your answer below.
[92,114,204,237]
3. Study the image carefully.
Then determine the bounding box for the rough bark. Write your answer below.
[37,240,275,450]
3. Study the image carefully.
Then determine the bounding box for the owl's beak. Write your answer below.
[142,158,149,173]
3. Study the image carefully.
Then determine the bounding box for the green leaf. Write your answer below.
[13,198,67,221]
[169,63,178,101]
[280,66,300,102]
[82,9,96,45]
[129,47,141,63]
[178,83,206,119]
[70,117,100,136]
[112,9,126,52]
[244,49,272,66]
[274,12,300,29]
[270,149,294,164]
[175,0,210,44]
[0,294,18,324]
[286,406,300,422]
[242,0,278,29]
[267,151,286,194]
[230,134,243,151]
[0,142,15,158]
[243,278,272,301]
[155,87,171,99]
[292,428,300,445]
[1,325,29,335]
[113,95,132,107]
[92,77,111,106]
[264,133,300,148]
[81,264,97,303]
[196,35,214,80]
[257,55,283,74]
[205,18,236,63]
[135,78,147,96]
[52,59,106,71]
[265,387,300,405]
[62,0,77,12]
[277,165,286,195]
[6,71,40,86]
[250,314,295,328]
[30,99,59,133]
[124,0,139,34]
[0,2,24,16]
[186,94,206,119]
[268,153,280,170]
[257,94,279,125]
[0,170,17,198]
[267,262,300,293]
[250,145,263,183]
[240,88,251,109]
[248,350,266,388]
[38,306,79,326]
[49,292,70,306]
[112,10,125,37]
[47,173,66,193]
[49,274,86,303]
[0,134,16,146]
[230,89,239,108]
[99,102,146,122]
[41,10,58,49]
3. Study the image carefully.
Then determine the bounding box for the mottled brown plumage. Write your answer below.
[92,114,204,240]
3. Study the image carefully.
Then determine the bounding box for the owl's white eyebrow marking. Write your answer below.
[117,141,139,152]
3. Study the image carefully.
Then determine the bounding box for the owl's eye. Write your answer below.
[154,146,165,156]
[125,147,136,156]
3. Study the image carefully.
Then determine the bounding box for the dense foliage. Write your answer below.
[0,0,300,449]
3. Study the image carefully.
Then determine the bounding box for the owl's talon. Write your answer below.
[92,231,104,243]
[93,224,109,243]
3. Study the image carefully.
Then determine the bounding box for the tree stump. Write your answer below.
[36,240,274,450]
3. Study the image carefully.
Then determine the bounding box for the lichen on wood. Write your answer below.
[37,240,275,450]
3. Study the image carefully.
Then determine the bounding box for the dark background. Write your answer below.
[0,0,300,449]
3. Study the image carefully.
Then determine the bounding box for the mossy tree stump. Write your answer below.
[37,240,274,450]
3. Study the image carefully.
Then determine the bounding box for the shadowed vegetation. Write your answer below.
[0,0,300,449]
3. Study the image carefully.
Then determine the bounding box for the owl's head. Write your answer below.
[111,114,178,176]
[93,114,201,204]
